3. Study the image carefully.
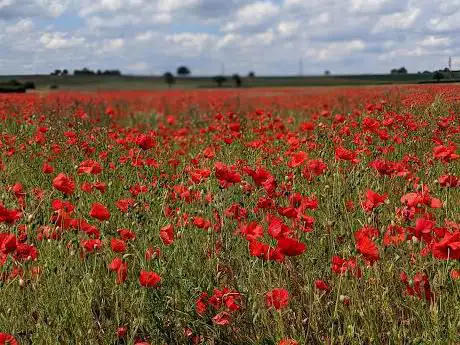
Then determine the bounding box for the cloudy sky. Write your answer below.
[0,0,459,75]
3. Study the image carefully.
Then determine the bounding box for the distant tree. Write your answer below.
[23,81,36,90]
[62,69,69,76]
[213,75,227,87]
[102,69,121,76]
[232,74,242,87]
[422,70,432,74]
[51,69,62,76]
[391,67,408,75]
[433,71,444,82]
[82,67,95,75]
[177,66,191,77]
[164,72,175,88]
[443,67,450,73]
[6,79,22,86]
[324,70,331,76]
[97,69,102,75]
[74,67,96,76]
[248,71,255,78]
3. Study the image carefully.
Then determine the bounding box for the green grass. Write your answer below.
[0,72,451,91]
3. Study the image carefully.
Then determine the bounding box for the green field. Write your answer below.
[0,72,455,91]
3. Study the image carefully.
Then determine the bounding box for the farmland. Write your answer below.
[0,85,459,344]
[0,73,453,92]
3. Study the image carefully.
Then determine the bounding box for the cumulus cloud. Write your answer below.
[1,0,460,74]
[95,38,124,55]
[372,7,421,32]
[222,1,280,32]
[40,32,86,49]
[277,20,300,38]
[305,40,366,62]
[0,0,70,19]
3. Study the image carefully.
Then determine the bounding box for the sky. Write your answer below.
[0,0,459,75]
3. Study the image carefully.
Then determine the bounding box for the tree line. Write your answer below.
[51,68,122,76]
[163,66,256,88]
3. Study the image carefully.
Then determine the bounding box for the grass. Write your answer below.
[0,72,450,91]
[0,85,459,344]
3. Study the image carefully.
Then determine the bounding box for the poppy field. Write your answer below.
[0,85,459,344]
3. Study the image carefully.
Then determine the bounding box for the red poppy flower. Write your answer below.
[139,270,161,287]
[450,269,460,280]
[108,257,123,271]
[111,238,127,253]
[0,204,22,224]
[160,224,174,245]
[42,163,54,174]
[355,235,380,263]
[89,203,110,221]
[361,189,388,213]
[278,339,299,345]
[52,173,75,195]
[81,239,102,253]
[315,279,331,292]
[0,233,17,253]
[212,311,231,326]
[108,258,128,284]
[116,198,135,213]
[117,228,136,241]
[277,237,306,256]
[78,159,102,175]
[439,175,460,188]
[116,326,128,338]
[195,292,208,315]
[265,288,289,310]
[383,225,405,246]
[288,151,308,168]
[136,134,155,150]
[335,146,360,164]
[0,333,18,345]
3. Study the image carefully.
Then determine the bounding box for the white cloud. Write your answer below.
[2,0,460,75]
[5,18,34,33]
[223,1,280,32]
[166,32,216,56]
[307,12,330,26]
[135,31,155,41]
[419,35,451,47]
[95,38,124,55]
[216,33,240,49]
[305,40,366,61]
[242,29,275,46]
[40,32,86,49]
[350,0,404,14]
[429,12,460,31]
[277,20,300,37]
[157,0,199,12]
[372,7,420,32]
[0,0,15,8]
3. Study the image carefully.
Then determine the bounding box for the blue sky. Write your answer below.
[0,0,459,75]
